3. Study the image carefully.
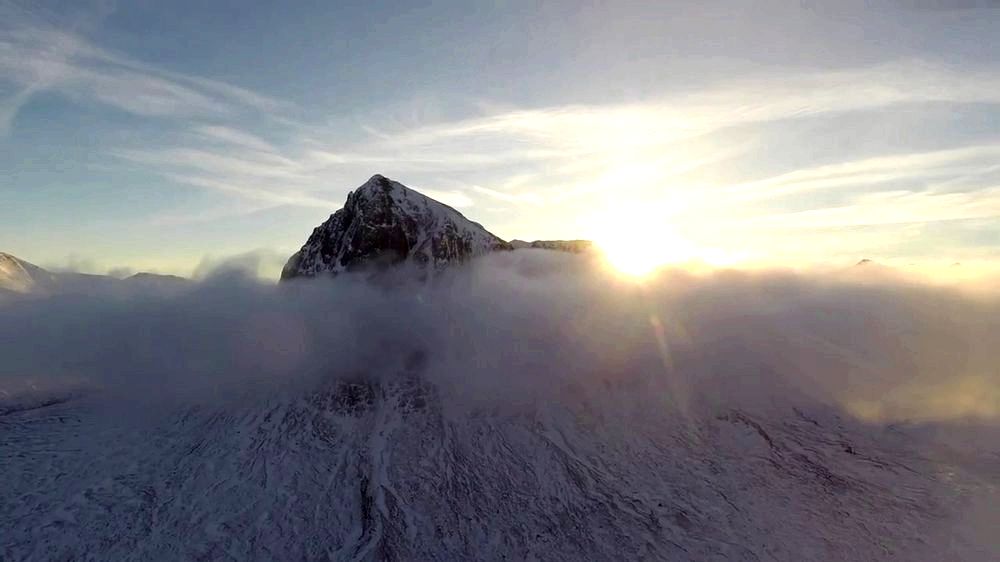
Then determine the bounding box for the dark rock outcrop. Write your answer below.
[281,175,511,280]
[521,240,593,254]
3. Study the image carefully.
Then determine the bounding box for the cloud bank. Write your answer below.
[1,251,998,426]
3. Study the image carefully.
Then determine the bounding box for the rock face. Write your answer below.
[281,175,511,280]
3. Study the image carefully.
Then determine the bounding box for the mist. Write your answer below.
[1,249,997,426]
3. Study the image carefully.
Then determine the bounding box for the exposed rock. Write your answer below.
[525,240,593,253]
[281,174,511,280]
[510,239,593,253]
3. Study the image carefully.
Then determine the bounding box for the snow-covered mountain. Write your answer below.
[3,181,997,560]
[0,252,188,297]
[281,175,511,280]
[0,253,56,294]
[0,253,118,295]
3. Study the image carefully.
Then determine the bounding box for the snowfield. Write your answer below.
[1,251,998,561]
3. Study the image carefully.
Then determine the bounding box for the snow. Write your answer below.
[0,253,53,294]
[0,253,189,297]
[1,361,996,560]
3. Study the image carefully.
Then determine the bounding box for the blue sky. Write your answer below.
[2,0,1000,277]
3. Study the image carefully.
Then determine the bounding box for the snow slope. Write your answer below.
[2,369,995,561]
[0,253,54,294]
[0,253,189,297]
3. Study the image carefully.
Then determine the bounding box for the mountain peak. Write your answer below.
[364,172,389,184]
[354,173,392,194]
[281,175,511,280]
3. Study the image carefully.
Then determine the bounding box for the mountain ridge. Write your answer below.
[281,174,599,281]
[0,253,189,295]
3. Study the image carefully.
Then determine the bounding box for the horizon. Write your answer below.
[3,1,1000,278]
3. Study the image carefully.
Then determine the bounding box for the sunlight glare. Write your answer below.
[592,206,695,278]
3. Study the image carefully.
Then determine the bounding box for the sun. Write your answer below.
[599,237,667,277]
[593,215,694,279]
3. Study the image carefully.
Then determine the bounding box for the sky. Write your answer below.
[1,0,999,277]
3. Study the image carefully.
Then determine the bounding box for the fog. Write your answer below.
[2,249,998,428]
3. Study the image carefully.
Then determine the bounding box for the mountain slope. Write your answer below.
[282,175,511,280]
[0,253,55,294]
[0,253,189,296]
[2,367,992,561]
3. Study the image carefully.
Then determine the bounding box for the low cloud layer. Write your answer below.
[1,251,998,427]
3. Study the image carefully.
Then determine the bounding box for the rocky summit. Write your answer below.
[281,175,511,280]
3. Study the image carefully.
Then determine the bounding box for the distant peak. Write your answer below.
[509,240,593,253]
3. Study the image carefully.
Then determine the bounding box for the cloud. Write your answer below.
[417,188,475,208]
[6,10,1000,266]
[745,186,1000,230]
[724,145,1000,202]
[191,125,278,153]
[0,20,290,134]
[1,250,998,423]
[273,59,1000,226]
[162,173,336,209]
[191,248,291,280]
[125,58,1000,220]
[472,185,545,205]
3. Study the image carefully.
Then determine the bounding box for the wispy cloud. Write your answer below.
[0,20,290,134]
[724,145,1000,201]
[113,147,306,181]
[125,58,1000,244]
[748,186,1000,230]
[191,125,279,153]
[5,6,999,266]
[159,174,336,209]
